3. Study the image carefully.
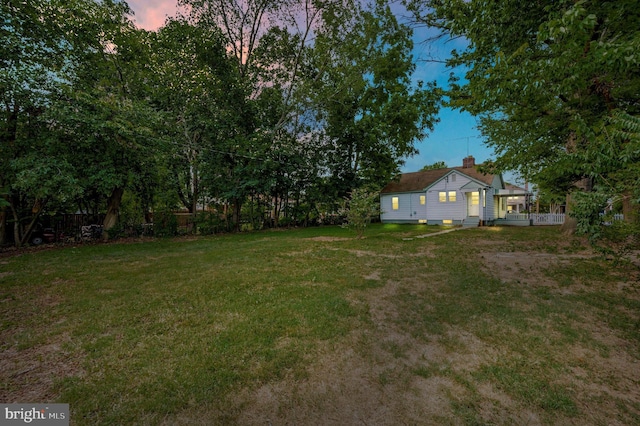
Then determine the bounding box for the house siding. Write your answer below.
[426,173,472,222]
[380,193,417,223]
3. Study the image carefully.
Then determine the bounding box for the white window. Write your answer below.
[392,197,399,210]
[443,219,453,224]
[471,192,479,205]
[420,195,426,205]
[440,191,457,202]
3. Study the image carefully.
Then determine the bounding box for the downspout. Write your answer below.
[409,194,413,221]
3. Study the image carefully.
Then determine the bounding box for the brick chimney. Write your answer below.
[462,155,475,168]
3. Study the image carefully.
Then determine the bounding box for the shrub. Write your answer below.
[195,211,224,235]
[344,188,379,239]
[153,210,178,237]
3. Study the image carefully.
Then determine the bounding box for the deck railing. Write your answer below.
[503,212,624,226]
[530,213,565,225]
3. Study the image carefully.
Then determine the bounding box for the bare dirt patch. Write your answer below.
[0,334,84,403]
[480,250,594,287]
[305,236,351,242]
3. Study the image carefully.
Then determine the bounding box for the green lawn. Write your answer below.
[1,224,639,424]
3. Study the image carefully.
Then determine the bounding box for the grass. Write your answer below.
[1,224,639,424]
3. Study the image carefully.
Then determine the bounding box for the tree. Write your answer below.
[344,187,379,239]
[308,0,440,197]
[0,0,111,245]
[421,161,447,171]
[51,1,162,239]
[406,0,640,240]
[179,0,327,230]
[149,19,240,223]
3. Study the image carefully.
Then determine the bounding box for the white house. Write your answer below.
[380,156,523,226]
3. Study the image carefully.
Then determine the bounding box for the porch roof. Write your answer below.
[495,189,531,197]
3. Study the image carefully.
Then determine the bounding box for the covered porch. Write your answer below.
[493,188,533,226]
[459,183,495,227]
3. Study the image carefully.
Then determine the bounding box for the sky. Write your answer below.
[126,0,501,178]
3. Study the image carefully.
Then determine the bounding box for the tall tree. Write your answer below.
[309,0,440,196]
[179,0,330,230]
[150,19,238,219]
[45,1,163,239]
[0,0,104,245]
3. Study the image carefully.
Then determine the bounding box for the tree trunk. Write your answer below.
[560,192,577,234]
[102,187,125,240]
[273,195,279,228]
[232,197,242,232]
[10,202,22,248]
[0,206,6,246]
[622,192,638,224]
[20,199,45,246]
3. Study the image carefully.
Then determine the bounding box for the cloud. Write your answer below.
[127,0,181,31]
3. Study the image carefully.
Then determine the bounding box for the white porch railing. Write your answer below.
[503,213,624,226]
[530,213,565,225]
[504,213,530,221]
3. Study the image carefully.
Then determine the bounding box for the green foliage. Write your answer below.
[407,0,640,243]
[195,211,225,235]
[421,161,447,171]
[573,191,640,261]
[344,188,380,238]
[1,0,441,245]
[1,0,163,245]
[152,210,178,237]
[309,0,441,193]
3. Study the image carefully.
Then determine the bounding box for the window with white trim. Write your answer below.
[439,191,457,202]
[392,197,399,210]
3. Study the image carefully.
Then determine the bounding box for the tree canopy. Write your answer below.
[406,0,640,245]
[0,0,440,245]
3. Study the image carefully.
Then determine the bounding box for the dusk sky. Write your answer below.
[126,0,499,178]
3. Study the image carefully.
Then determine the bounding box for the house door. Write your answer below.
[467,191,479,216]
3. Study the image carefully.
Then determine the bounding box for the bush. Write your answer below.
[195,211,224,235]
[344,188,379,238]
[153,210,178,237]
[573,191,640,262]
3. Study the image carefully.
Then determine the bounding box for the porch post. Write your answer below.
[479,188,484,223]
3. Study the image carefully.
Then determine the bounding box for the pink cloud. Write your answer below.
[127,0,182,31]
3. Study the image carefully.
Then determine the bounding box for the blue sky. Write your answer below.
[402,21,493,174]
[405,25,522,184]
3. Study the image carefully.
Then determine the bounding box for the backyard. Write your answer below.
[1,225,639,425]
